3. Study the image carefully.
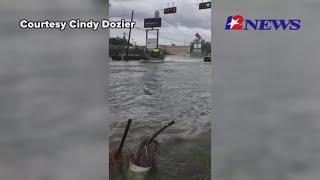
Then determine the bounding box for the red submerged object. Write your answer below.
[109,119,132,170]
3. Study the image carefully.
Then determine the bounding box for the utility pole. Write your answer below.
[122,31,126,60]
[126,10,134,62]
[184,33,186,46]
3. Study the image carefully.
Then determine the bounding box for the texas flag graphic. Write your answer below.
[225,15,244,30]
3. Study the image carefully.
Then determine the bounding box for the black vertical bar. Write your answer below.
[157,29,159,48]
[126,10,134,62]
[122,32,125,60]
[146,29,148,53]
[116,119,132,159]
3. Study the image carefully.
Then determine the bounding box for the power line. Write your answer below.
[113,23,207,45]
[135,26,193,44]
[161,19,196,36]
[110,14,198,38]
[109,4,208,37]
[159,35,192,44]
[109,1,210,45]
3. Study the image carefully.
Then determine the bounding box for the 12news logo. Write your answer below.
[225,15,301,31]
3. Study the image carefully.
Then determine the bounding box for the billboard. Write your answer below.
[144,18,162,28]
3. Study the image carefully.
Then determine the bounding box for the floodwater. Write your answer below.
[109,56,211,180]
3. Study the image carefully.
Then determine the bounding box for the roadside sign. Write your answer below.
[193,48,202,53]
[144,18,162,28]
[164,7,177,14]
[194,43,201,49]
[199,2,211,9]
[195,33,202,40]
[147,38,157,49]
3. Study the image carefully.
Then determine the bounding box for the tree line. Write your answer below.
[110,37,132,46]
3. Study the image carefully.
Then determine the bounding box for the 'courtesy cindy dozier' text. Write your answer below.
[19,19,136,31]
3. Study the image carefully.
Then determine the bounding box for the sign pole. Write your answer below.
[145,29,148,54]
[126,10,134,62]
[157,29,159,48]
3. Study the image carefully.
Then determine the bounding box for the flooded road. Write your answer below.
[109,56,211,180]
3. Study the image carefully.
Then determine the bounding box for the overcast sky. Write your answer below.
[109,0,211,45]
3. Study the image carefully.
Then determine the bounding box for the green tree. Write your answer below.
[202,41,211,56]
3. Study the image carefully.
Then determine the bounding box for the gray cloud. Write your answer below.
[110,0,211,45]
